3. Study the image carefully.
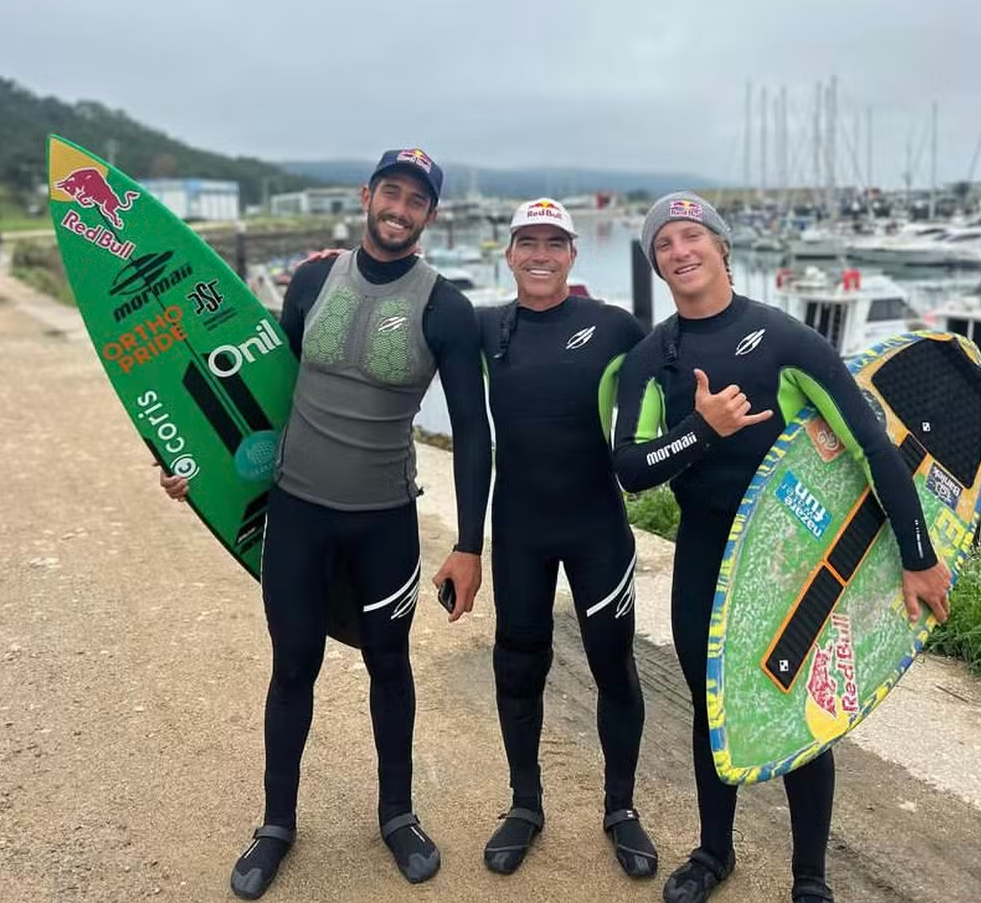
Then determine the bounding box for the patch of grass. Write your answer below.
[624,486,680,542]
[12,265,75,305]
[0,217,50,233]
[10,239,74,305]
[928,550,981,675]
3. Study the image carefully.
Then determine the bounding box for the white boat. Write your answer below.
[845,223,950,266]
[787,228,846,261]
[774,266,918,358]
[845,222,981,270]
[729,224,759,249]
[751,234,787,254]
[938,227,981,269]
[924,282,981,344]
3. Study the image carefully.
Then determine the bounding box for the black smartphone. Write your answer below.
[437,579,456,613]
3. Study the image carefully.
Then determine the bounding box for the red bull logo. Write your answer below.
[396,149,432,173]
[55,167,139,229]
[805,614,861,720]
[668,199,703,220]
[806,644,838,717]
[526,201,565,222]
[60,210,135,260]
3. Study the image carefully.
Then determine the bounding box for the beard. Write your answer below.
[366,206,426,255]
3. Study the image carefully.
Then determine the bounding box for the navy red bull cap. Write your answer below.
[370,148,443,205]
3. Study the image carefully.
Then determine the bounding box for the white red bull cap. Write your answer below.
[510,198,577,239]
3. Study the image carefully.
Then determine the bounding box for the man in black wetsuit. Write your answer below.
[162,148,491,899]
[613,191,952,903]
[476,199,657,879]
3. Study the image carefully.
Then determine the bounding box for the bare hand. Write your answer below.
[431,550,482,622]
[901,560,952,624]
[305,247,344,262]
[154,462,189,501]
[693,368,773,437]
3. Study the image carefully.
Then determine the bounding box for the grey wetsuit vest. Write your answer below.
[275,250,439,509]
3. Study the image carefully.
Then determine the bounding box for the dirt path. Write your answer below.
[1,278,979,903]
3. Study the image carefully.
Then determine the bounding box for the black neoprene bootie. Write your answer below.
[483,807,544,875]
[603,808,658,878]
[662,847,735,903]
[230,825,295,900]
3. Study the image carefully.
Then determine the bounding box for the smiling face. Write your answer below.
[361,171,436,260]
[652,220,732,316]
[506,224,577,310]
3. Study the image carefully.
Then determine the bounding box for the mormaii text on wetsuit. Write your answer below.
[646,431,697,467]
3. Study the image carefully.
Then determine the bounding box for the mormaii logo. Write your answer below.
[735,328,766,356]
[566,326,596,349]
[377,315,408,333]
[377,316,409,332]
[646,431,697,466]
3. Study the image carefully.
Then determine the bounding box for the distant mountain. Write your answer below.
[0,77,317,210]
[280,159,716,200]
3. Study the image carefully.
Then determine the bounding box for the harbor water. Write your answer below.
[415,212,980,436]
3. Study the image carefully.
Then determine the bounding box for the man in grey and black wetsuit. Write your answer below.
[164,148,491,899]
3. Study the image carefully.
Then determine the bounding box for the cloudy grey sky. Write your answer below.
[6,1,980,189]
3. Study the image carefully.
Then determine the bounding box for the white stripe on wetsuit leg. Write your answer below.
[362,557,422,613]
[585,551,637,619]
[391,580,420,619]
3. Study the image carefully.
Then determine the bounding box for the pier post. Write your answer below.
[234,220,248,281]
[631,239,653,329]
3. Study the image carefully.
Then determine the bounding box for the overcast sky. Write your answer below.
[6,1,980,190]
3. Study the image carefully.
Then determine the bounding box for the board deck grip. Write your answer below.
[761,432,927,692]
[763,566,843,691]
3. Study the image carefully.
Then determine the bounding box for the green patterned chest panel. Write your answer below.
[302,284,359,366]
[364,297,417,384]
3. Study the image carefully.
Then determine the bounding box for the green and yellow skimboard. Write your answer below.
[708,332,981,785]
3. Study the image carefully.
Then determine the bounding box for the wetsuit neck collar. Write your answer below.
[677,293,745,331]
[355,246,419,285]
[517,295,577,318]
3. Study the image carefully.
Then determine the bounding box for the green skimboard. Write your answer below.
[708,332,981,785]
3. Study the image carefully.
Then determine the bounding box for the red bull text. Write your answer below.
[60,210,135,260]
[668,199,703,220]
[525,203,564,223]
[805,613,860,717]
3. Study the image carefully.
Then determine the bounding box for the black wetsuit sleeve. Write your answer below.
[780,325,937,570]
[612,332,720,492]
[423,278,492,554]
[278,257,336,357]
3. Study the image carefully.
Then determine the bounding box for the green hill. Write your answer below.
[0,77,318,215]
